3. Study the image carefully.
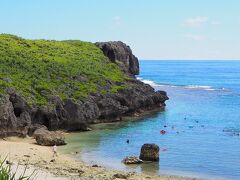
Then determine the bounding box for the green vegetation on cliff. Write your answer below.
[0,34,126,105]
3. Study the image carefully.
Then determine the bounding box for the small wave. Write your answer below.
[141,80,161,87]
[137,77,159,87]
[137,77,177,88]
[137,77,226,91]
[184,85,212,89]
[183,85,226,91]
[183,85,218,91]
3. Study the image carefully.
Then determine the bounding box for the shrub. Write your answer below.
[0,34,127,106]
[0,157,36,180]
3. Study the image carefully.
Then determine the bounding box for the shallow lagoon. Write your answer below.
[61,61,240,180]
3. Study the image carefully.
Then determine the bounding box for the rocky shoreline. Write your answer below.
[0,41,168,138]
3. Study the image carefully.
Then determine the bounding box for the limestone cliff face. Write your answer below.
[95,41,139,76]
[0,94,31,137]
[0,42,168,137]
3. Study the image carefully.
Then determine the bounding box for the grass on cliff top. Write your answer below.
[0,34,126,106]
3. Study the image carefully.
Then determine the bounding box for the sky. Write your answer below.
[0,0,240,60]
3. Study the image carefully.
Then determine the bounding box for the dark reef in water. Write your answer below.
[0,39,168,137]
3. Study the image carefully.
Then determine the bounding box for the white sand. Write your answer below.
[0,137,195,180]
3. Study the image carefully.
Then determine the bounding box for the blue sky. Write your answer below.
[1,0,240,60]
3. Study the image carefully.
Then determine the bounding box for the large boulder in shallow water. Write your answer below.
[34,128,66,146]
[139,144,159,161]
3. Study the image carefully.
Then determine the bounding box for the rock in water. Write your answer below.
[160,130,166,135]
[139,144,160,161]
[122,156,143,164]
[34,128,66,146]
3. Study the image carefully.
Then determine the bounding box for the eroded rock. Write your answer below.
[122,156,143,164]
[96,41,139,76]
[0,94,30,137]
[113,173,128,179]
[34,128,66,146]
[139,144,160,161]
[28,124,47,136]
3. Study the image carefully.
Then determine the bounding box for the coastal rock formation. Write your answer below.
[28,79,167,132]
[34,128,66,146]
[28,124,48,136]
[95,41,139,76]
[0,94,31,137]
[0,81,168,139]
[139,144,160,161]
[113,173,128,179]
[122,156,143,164]
[0,36,168,138]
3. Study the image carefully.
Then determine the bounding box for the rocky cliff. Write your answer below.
[95,41,139,76]
[0,35,168,137]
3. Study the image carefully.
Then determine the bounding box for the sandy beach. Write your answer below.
[0,137,196,180]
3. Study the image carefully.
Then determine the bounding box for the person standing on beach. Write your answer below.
[52,144,58,158]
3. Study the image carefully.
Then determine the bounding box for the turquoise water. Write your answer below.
[61,60,240,180]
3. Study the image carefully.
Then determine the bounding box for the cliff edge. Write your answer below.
[95,41,139,76]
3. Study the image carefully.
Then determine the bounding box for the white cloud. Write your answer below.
[211,21,221,25]
[184,34,206,41]
[183,16,208,27]
[112,16,122,26]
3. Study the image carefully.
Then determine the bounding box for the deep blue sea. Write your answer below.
[61,60,240,180]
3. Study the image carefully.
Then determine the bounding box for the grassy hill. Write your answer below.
[0,34,126,106]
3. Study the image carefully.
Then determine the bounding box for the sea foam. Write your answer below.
[137,77,225,91]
